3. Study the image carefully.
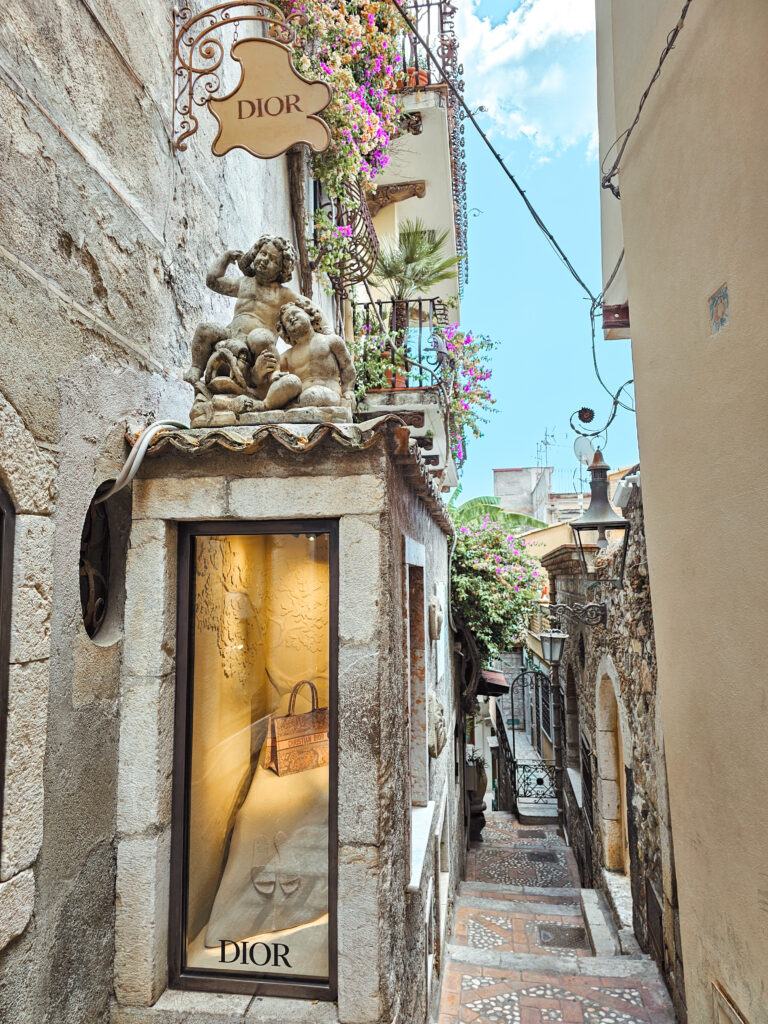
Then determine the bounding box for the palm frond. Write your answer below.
[450,495,548,531]
[370,218,463,299]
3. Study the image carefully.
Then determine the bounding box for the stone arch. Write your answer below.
[564,662,579,770]
[595,656,631,874]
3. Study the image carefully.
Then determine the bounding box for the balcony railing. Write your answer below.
[396,0,457,90]
[313,179,379,288]
[352,296,449,389]
[394,0,468,286]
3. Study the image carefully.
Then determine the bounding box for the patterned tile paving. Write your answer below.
[481,819,563,847]
[454,907,591,958]
[438,813,675,1024]
[442,965,674,1024]
[466,845,578,888]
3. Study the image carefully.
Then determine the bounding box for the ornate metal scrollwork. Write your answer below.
[547,601,607,628]
[173,1,304,151]
[79,491,111,638]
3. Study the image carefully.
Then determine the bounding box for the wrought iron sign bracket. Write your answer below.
[547,601,607,628]
[172,2,330,157]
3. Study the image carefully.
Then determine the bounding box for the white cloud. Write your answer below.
[455,0,597,153]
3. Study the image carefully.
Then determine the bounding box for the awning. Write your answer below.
[477,669,509,697]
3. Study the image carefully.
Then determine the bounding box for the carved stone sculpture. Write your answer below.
[428,690,447,759]
[274,298,355,416]
[428,584,443,642]
[367,180,426,219]
[186,234,300,385]
[186,238,356,426]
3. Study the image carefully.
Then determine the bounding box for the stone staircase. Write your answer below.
[437,812,676,1023]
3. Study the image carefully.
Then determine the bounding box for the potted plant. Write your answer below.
[407,58,430,87]
[468,751,488,803]
[369,219,463,385]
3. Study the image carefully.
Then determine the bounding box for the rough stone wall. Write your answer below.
[543,484,685,1018]
[0,1,309,1019]
[380,452,460,1024]
[101,432,460,1024]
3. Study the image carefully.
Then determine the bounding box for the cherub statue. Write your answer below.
[275,297,356,412]
[184,234,300,385]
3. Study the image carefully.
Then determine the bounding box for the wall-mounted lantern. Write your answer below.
[569,449,630,585]
[539,629,568,666]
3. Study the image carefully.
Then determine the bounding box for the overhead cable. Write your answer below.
[601,0,695,198]
[388,0,597,305]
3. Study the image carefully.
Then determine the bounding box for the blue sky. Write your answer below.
[453,0,639,498]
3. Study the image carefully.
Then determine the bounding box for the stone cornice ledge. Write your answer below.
[133,416,454,537]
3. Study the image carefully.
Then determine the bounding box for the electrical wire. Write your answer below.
[388,0,641,427]
[601,0,695,199]
[94,420,188,504]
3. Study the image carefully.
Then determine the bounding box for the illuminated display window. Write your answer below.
[171,520,338,1000]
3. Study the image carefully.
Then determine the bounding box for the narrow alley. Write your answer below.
[438,813,675,1024]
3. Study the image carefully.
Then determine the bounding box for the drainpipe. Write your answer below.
[551,662,566,837]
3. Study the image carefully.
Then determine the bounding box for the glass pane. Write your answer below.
[186,532,330,981]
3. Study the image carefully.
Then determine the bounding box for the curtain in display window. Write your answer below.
[172,524,337,993]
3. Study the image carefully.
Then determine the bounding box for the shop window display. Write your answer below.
[172,522,337,994]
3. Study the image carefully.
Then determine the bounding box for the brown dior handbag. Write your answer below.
[264,680,329,777]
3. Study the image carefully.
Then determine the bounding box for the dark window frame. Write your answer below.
[581,732,594,833]
[170,519,339,1001]
[0,486,15,859]
[540,676,552,741]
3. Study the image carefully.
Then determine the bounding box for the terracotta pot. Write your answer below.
[407,67,430,87]
[384,366,408,388]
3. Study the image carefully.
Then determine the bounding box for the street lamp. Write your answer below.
[569,449,630,585]
[539,628,569,836]
[539,629,568,665]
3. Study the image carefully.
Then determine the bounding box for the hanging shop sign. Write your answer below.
[173,3,332,158]
[210,39,331,158]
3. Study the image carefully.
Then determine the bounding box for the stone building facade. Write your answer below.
[0,3,467,1022]
[541,477,686,1022]
[109,419,460,1024]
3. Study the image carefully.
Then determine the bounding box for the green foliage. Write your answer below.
[451,517,541,665]
[369,219,463,300]
[449,495,548,531]
[349,314,406,400]
[439,325,496,469]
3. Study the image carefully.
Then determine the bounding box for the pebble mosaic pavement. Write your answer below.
[437,813,676,1024]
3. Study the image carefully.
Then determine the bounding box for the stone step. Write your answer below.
[457,893,587,917]
[580,888,621,957]
[516,800,559,826]
[446,943,661,980]
[459,880,580,903]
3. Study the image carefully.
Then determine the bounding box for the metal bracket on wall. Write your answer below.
[547,602,607,628]
[172,1,303,151]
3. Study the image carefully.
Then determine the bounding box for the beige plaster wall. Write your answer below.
[598,1,768,1019]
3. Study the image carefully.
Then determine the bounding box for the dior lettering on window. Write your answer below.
[219,940,292,967]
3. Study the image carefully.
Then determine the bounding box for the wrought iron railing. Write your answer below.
[514,761,557,802]
[394,0,468,286]
[313,179,379,286]
[396,0,455,89]
[496,707,557,809]
[352,296,449,389]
